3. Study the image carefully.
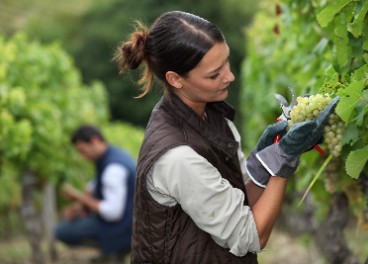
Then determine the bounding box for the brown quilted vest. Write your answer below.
[131,93,258,264]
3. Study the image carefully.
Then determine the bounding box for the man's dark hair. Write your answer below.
[71,124,105,144]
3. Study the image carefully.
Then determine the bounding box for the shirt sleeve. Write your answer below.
[151,145,261,256]
[225,119,250,184]
[86,180,96,193]
[98,163,129,222]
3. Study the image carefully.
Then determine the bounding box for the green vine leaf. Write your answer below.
[345,145,368,178]
[336,79,365,123]
[364,30,368,51]
[316,0,354,28]
[334,13,350,67]
[352,64,368,81]
[342,123,359,145]
[348,1,368,38]
[352,100,368,126]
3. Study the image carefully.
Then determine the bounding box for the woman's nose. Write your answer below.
[224,69,235,83]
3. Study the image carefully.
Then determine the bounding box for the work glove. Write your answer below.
[246,121,288,188]
[256,96,340,178]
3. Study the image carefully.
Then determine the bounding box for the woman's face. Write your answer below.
[177,41,235,110]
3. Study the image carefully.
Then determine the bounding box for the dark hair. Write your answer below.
[70,124,105,144]
[114,11,225,98]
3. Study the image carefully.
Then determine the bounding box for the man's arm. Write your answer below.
[62,164,128,222]
[99,164,128,221]
[61,184,100,213]
[61,201,89,220]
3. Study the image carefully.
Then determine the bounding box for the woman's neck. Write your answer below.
[173,90,206,119]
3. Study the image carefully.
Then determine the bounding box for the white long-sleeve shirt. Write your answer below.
[146,119,261,257]
[88,163,129,222]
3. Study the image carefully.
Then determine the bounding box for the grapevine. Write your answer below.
[242,0,368,261]
[358,173,368,225]
[288,93,345,157]
[323,157,341,193]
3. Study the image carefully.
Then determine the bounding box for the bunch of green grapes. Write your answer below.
[323,157,341,193]
[288,93,344,157]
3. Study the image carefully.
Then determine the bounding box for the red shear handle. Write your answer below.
[314,144,326,156]
[273,117,283,143]
[273,117,326,156]
[274,134,281,143]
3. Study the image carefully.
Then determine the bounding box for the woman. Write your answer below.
[114,11,338,263]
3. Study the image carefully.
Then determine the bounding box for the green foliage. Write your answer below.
[5,0,260,128]
[0,33,109,199]
[0,165,20,210]
[346,145,368,179]
[242,0,367,218]
[102,121,144,160]
[0,34,145,215]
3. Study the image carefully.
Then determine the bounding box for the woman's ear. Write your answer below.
[165,71,182,89]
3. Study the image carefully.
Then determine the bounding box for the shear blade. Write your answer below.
[288,87,298,108]
[274,93,289,106]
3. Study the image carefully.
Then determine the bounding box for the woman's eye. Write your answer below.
[209,73,220,80]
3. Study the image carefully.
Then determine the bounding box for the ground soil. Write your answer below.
[0,228,325,264]
[257,229,324,264]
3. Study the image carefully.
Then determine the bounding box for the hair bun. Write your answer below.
[114,22,149,72]
[121,26,148,70]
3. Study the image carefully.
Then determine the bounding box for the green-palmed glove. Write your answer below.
[278,97,339,157]
[246,121,288,188]
[256,96,340,178]
[255,121,288,151]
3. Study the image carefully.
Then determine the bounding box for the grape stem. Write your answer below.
[297,154,333,208]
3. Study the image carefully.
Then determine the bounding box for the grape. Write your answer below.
[323,157,341,193]
[288,93,345,157]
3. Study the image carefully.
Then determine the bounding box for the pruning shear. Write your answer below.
[273,87,326,155]
[274,87,298,124]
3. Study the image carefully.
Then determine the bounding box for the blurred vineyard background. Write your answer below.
[0,0,367,263]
